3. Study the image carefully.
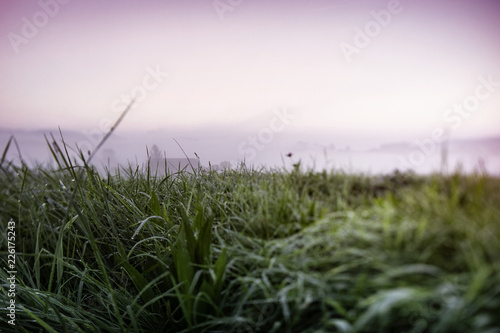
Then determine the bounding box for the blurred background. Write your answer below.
[1,0,499,174]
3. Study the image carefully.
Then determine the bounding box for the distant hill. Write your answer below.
[1,128,499,174]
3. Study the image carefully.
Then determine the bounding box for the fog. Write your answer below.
[1,0,499,175]
[2,126,499,175]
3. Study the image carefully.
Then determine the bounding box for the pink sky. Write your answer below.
[0,0,499,171]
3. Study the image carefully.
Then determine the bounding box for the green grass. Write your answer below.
[1,142,499,332]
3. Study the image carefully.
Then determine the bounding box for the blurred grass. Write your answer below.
[0,140,499,332]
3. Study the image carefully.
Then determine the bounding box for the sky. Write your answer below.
[0,0,499,172]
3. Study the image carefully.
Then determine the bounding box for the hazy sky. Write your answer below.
[0,0,499,171]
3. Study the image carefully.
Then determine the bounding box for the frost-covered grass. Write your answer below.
[1,141,499,332]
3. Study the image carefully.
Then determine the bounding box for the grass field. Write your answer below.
[1,140,499,332]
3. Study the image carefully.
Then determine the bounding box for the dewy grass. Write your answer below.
[0,137,499,332]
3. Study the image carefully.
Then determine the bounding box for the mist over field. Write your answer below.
[1,0,499,173]
[1,127,500,175]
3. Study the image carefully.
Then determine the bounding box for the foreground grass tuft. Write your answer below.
[1,148,499,332]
